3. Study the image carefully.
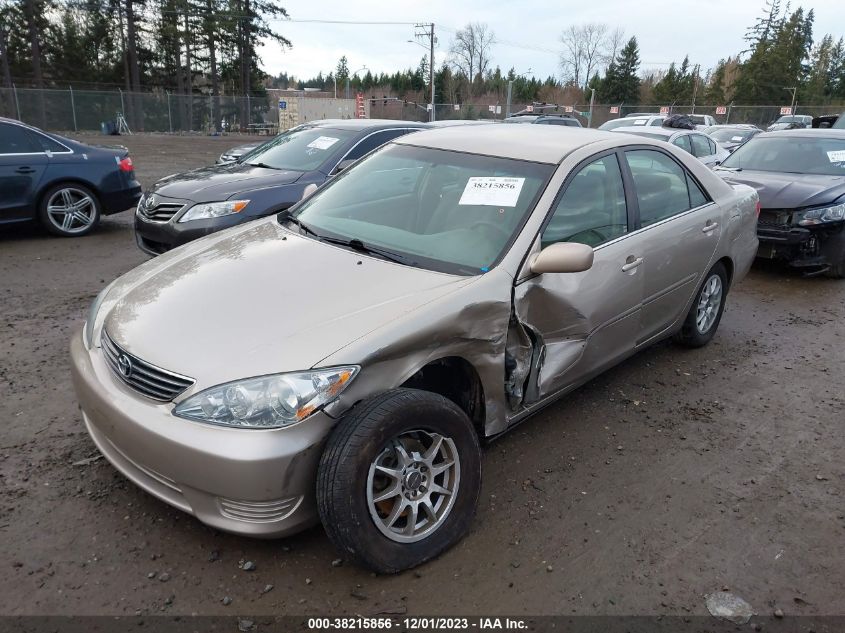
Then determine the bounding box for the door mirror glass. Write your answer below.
[530,242,594,274]
[332,158,356,175]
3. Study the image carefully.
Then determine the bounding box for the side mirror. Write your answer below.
[714,160,721,166]
[529,242,594,275]
[300,183,318,200]
[332,158,356,175]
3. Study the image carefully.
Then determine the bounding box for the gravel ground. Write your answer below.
[0,134,843,618]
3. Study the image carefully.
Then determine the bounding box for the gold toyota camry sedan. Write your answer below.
[71,125,759,573]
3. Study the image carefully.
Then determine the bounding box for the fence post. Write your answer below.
[119,88,125,118]
[69,85,78,132]
[726,102,733,125]
[12,83,20,120]
[167,91,172,133]
[246,93,251,128]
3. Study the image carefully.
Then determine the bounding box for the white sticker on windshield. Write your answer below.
[307,136,340,150]
[827,150,845,163]
[731,136,743,141]
[459,177,525,207]
[632,119,647,125]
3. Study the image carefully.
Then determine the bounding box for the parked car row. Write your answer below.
[69,122,762,573]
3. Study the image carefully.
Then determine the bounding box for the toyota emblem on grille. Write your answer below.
[117,354,133,378]
[146,194,158,209]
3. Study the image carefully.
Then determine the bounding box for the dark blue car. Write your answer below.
[0,117,142,236]
[134,119,425,255]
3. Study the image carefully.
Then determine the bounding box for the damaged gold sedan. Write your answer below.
[70,125,759,573]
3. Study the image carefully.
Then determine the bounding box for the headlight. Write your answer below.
[799,202,845,226]
[178,200,249,223]
[173,367,359,429]
[83,284,113,348]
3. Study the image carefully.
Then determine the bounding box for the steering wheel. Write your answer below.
[469,220,511,242]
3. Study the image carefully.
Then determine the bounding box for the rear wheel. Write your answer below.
[674,262,728,348]
[38,183,100,237]
[317,389,481,573]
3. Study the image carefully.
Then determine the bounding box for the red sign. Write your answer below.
[780,106,792,115]
[659,106,670,115]
[715,106,727,115]
[525,105,534,112]
[355,93,366,118]
[609,106,619,114]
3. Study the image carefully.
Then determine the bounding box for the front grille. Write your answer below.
[143,202,184,222]
[101,331,194,402]
[758,209,792,228]
[218,496,303,523]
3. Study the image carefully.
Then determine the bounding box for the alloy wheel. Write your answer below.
[46,188,97,234]
[366,429,461,543]
[696,274,723,334]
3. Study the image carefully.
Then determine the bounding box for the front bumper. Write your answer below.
[134,211,254,255]
[69,329,330,538]
[756,219,845,272]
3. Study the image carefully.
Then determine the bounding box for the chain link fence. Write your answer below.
[1,86,842,132]
[0,87,275,133]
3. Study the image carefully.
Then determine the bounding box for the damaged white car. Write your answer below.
[71,125,759,573]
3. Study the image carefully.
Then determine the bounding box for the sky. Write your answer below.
[259,0,845,88]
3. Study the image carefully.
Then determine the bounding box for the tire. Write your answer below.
[674,262,728,348]
[38,183,101,237]
[317,388,482,574]
[824,251,845,279]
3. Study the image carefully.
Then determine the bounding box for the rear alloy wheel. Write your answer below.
[38,184,101,237]
[317,389,481,573]
[675,262,728,348]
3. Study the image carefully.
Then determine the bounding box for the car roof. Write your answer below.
[302,118,425,130]
[611,126,684,138]
[757,129,845,140]
[393,124,619,164]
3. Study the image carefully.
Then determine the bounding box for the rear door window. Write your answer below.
[625,149,703,227]
[690,134,714,158]
[0,123,42,154]
[672,135,692,154]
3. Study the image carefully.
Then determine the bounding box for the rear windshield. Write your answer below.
[611,130,667,141]
[721,136,845,175]
[241,126,357,171]
[599,118,651,130]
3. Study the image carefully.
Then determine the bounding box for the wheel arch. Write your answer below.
[715,255,734,287]
[399,356,486,436]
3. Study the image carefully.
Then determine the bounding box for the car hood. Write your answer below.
[149,163,303,202]
[717,169,845,208]
[101,218,476,389]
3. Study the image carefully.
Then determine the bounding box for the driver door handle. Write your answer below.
[621,256,643,272]
[16,167,36,174]
[702,220,719,233]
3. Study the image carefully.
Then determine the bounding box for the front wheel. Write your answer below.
[674,262,728,348]
[317,389,481,573]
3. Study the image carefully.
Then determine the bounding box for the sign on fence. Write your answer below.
[525,105,534,112]
[659,106,670,115]
[780,106,792,115]
[454,104,460,111]
[716,106,727,115]
[278,100,286,110]
[609,106,619,114]
[565,106,573,113]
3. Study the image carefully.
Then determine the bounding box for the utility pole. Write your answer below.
[785,86,797,113]
[690,64,700,114]
[587,88,596,128]
[414,23,436,122]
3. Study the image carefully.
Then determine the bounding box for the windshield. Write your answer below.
[709,128,756,142]
[721,136,845,175]
[240,126,357,171]
[292,144,554,275]
[599,118,651,130]
[775,116,805,124]
[688,115,708,123]
[503,117,537,124]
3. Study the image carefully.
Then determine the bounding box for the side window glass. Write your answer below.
[344,129,409,161]
[690,134,712,157]
[625,149,695,227]
[672,135,692,154]
[0,124,41,154]
[38,134,69,153]
[542,154,628,248]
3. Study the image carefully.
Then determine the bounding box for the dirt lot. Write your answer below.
[1,133,843,619]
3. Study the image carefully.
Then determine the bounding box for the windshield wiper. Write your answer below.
[716,166,743,172]
[318,236,412,265]
[277,210,321,238]
[247,161,281,170]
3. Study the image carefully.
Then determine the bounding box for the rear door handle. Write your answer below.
[621,256,643,272]
[16,167,36,174]
[702,221,719,233]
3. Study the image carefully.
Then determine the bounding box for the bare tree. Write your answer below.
[449,22,496,93]
[559,23,623,88]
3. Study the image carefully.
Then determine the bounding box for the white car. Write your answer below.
[611,126,730,168]
[599,115,666,131]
